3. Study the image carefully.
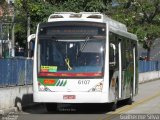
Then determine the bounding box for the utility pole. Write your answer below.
[11,2,15,57]
[27,12,30,58]
[22,0,31,57]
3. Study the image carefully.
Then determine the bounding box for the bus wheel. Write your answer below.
[126,83,133,105]
[46,103,57,112]
[111,101,117,111]
[126,93,133,105]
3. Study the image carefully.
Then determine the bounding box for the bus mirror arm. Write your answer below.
[27,34,36,42]
[27,34,36,58]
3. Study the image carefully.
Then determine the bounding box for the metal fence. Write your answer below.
[138,61,160,73]
[0,58,33,87]
[0,58,160,87]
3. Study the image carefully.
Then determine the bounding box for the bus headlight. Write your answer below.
[39,85,45,91]
[38,82,51,92]
[88,82,103,92]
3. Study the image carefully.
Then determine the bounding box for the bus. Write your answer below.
[28,12,138,111]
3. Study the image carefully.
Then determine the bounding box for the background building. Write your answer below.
[0,0,14,58]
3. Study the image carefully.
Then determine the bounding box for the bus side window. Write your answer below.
[109,43,116,66]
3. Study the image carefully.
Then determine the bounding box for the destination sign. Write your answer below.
[39,21,106,36]
[47,27,98,35]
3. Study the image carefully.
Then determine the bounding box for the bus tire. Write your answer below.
[111,102,117,111]
[127,93,133,105]
[126,82,133,105]
[46,103,57,112]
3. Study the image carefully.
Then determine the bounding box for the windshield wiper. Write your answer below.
[79,36,90,52]
[76,36,91,62]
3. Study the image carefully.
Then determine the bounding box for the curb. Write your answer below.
[139,78,160,84]
[0,107,17,115]
[0,103,39,115]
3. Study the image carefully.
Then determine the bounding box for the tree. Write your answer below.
[13,0,110,48]
[14,0,56,48]
[108,0,160,60]
[14,0,160,60]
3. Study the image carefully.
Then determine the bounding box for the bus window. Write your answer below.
[109,43,116,66]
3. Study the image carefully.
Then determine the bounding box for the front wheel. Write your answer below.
[126,91,133,105]
[110,102,117,111]
[126,83,133,105]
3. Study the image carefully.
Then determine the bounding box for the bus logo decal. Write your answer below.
[55,80,67,86]
[38,78,67,86]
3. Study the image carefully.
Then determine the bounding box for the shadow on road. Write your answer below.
[22,99,133,114]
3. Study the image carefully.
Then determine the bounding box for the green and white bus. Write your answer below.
[28,12,138,111]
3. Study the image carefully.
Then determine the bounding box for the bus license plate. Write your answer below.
[63,95,76,100]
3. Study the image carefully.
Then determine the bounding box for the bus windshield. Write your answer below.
[37,22,106,78]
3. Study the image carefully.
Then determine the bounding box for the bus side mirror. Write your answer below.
[109,43,116,66]
[27,34,36,58]
[28,34,36,42]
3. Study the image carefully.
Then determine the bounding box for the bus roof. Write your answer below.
[48,12,127,32]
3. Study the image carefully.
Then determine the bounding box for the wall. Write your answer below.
[0,85,33,115]
[139,71,160,83]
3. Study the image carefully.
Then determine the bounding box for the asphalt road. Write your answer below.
[2,80,160,120]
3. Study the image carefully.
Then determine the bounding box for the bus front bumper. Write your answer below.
[33,92,109,103]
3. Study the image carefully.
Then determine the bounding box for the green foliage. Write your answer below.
[62,0,86,12]
[13,0,109,48]
[0,0,5,5]
[110,0,160,59]
[109,0,160,44]
[85,0,107,12]
[14,0,56,47]
[13,0,160,59]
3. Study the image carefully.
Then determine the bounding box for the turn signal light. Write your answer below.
[44,79,55,85]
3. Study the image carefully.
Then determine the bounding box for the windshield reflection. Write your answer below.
[38,38,105,76]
